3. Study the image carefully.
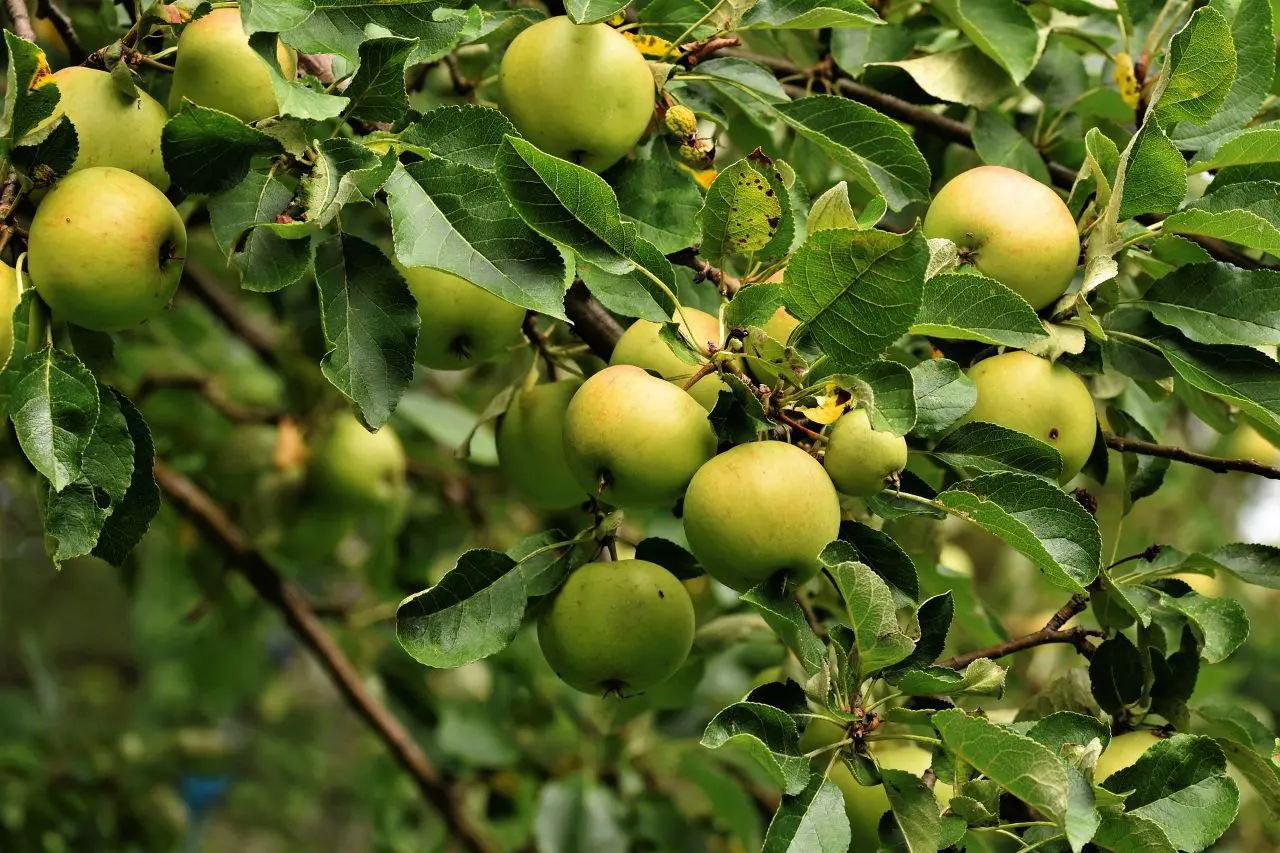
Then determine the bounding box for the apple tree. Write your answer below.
[1,0,1279,850]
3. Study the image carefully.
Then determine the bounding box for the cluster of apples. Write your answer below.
[9,8,290,337]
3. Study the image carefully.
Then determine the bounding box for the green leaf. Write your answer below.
[162,105,284,195]
[701,702,811,795]
[242,0,313,35]
[1150,329,1280,436]
[784,228,927,371]
[693,58,790,130]
[1150,7,1237,127]
[1140,262,1280,346]
[971,111,1051,185]
[937,472,1103,593]
[314,233,419,430]
[612,156,703,255]
[1192,542,1280,588]
[396,549,527,668]
[856,361,916,435]
[1107,407,1168,512]
[741,583,828,676]
[913,271,1049,348]
[910,358,976,438]
[384,161,567,318]
[2,32,60,145]
[739,0,882,29]
[837,521,920,600]
[934,709,1072,827]
[932,422,1064,479]
[934,0,1041,84]
[249,32,348,120]
[1093,813,1177,853]
[776,96,931,210]
[13,117,78,184]
[284,0,468,66]
[831,24,914,77]
[79,384,134,506]
[1192,127,1280,172]
[92,391,159,567]
[301,138,397,229]
[1089,633,1146,714]
[698,159,785,265]
[893,659,1006,696]
[1164,180,1280,255]
[399,104,517,171]
[343,36,417,123]
[564,0,629,24]
[207,168,311,293]
[1215,738,1280,818]
[879,47,1012,108]
[1118,122,1187,221]
[881,769,942,853]
[42,480,107,566]
[806,181,860,233]
[725,284,784,329]
[828,561,916,675]
[534,773,627,853]
[761,776,851,853]
[1157,590,1249,663]
[9,346,100,492]
[894,592,952,672]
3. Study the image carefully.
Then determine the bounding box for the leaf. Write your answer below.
[1107,407,1168,512]
[13,117,78,184]
[534,773,627,853]
[783,228,927,371]
[92,392,160,567]
[1093,813,1177,853]
[881,769,942,853]
[878,47,1012,108]
[935,0,1041,84]
[8,346,100,492]
[565,0,629,23]
[725,284,785,329]
[313,233,419,429]
[284,0,468,66]
[913,272,1049,348]
[344,36,417,123]
[827,561,916,675]
[161,104,284,195]
[248,32,348,121]
[806,181,859,233]
[698,159,784,264]
[760,776,851,853]
[1089,633,1146,714]
[933,709,1072,827]
[384,161,567,317]
[1193,542,1280,589]
[893,659,1006,696]
[1140,261,1280,346]
[1158,590,1249,663]
[207,167,311,293]
[79,385,134,506]
[776,96,931,210]
[399,104,517,171]
[742,583,828,675]
[612,156,703,255]
[1192,127,1280,172]
[1164,181,1280,255]
[701,702,811,795]
[1150,329,1280,436]
[894,592,952,671]
[2,32,60,145]
[937,472,1102,593]
[693,58,790,130]
[301,138,397,229]
[42,480,107,566]
[739,0,882,29]
[1118,122,1187,221]
[910,359,976,438]
[1215,739,1280,818]
[396,549,527,668]
[831,24,914,77]
[933,422,1064,479]
[1151,7,1237,127]
[971,111,1051,185]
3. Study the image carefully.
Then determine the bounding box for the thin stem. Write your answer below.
[1104,432,1280,481]
[861,691,903,714]
[660,0,727,61]
[865,733,943,747]
[803,737,852,760]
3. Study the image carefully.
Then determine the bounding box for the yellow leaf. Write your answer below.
[1113,52,1141,109]
[792,383,851,425]
[623,32,675,58]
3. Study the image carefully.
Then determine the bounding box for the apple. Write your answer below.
[310,415,407,507]
[562,364,717,508]
[0,262,18,365]
[1095,730,1162,782]
[610,308,728,410]
[399,265,526,370]
[497,378,587,509]
[682,440,841,591]
[958,350,1097,482]
[538,559,695,695]
[923,165,1080,310]
[169,7,297,123]
[763,306,801,343]
[499,17,655,171]
[824,408,908,497]
[28,167,186,332]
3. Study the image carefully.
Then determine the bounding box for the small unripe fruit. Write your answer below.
[169,7,297,123]
[28,167,186,332]
[1095,730,1162,782]
[683,441,841,591]
[958,351,1097,482]
[499,17,655,172]
[0,262,18,364]
[497,378,586,509]
[562,365,717,508]
[309,416,407,508]
[538,559,695,694]
[49,67,169,190]
[610,308,728,410]
[399,266,525,370]
[665,104,698,137]
[923,165,1080,310]
[824,408,908,497]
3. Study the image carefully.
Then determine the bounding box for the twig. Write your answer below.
[298,52,336,85]
[678,35,741,68]
[134,374,282,424]
[564,279,623,359]
[153,461,496,853]
[680,361,717,391]
[443,53,476,96]
[667,247,740,295]
[182,262,281,368]
[1045,593,1089,631]
[522,311,558,380]
[36,0,85,62]
[1104,432,1280,480]
[5,0,35,42]
[938,626,1103,670]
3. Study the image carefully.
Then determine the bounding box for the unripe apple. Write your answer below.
[682,441,841,591]
[1095,730,1162,782]
[0,262,18,364]
[923,165,1080,310]
[824,408,908,497]
[399,265,525,370]
[763,306,800,343]
[562,364,716,508]
[310,415,407,507]
[538,559,695,694]
[48,68,169,190]
[169,7,297,123]
[958,351,1096,482]
[497,378,587,509]
[610,308,728,410]
[499,17,655,171]
[28,167,186,332]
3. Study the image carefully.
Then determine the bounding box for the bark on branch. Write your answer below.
[5,0,36,42]
[1104,432,1280,481]
[938,594,1099,669]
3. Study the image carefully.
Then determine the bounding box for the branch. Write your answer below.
[679,36,741,68]
[564,279,622,359]
[298,52,336,85]
[182,262,282,369]
[35,0,85,62]
[134,374,282,424]
[152,461,496,853]
[1105,432,1280,480]
[939,626,1103,670]
[667,246,741,295]
[5,0,35,42]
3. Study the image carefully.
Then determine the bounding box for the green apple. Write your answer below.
[497,378,587,509]
[958,351,1097,482]
[923,165,1080,310]
[824,408,908,497]
[0,262,18,365]
[499,16,655,171]
[682,440,841,591]
[310,415,407,507]
[399,265,526,370]
[763,306,800,343]
[169,7,297,123]
[610,308,728,410]
[49,67,169,190]
[562,364,716,508]
[1095,730,1162,782]
[28,167,186,332]
[538,559,695,695]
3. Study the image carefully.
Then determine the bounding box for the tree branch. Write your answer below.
[1104,432,1280,480]
[564,279,622,359]
[5,0,35,42]
[679,36,741,67]
[152,461,495,853]
[35,0,85,62]
[939,626,1102,670]
[298,52,336,85]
